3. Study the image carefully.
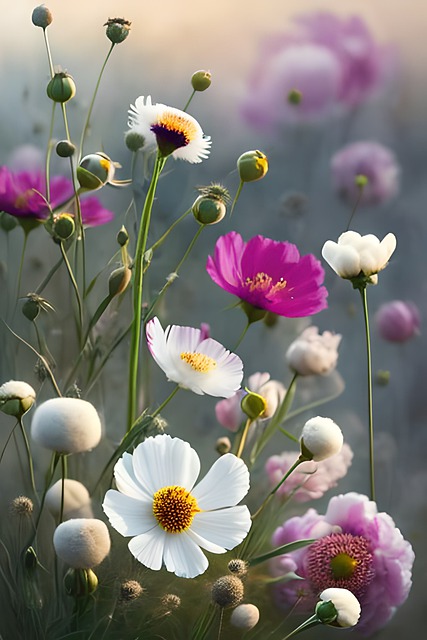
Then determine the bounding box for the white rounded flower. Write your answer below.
[322,230,396,284]
[46,479,93,520]
[103,434,252,579]
[300,416,343,461]
[31,397,102,454]
[230,603,260,630]
[128,95,211,163]
[318,588,361,627]
[286,326,342,376]
[0,380,36,417]
[53,518,111,569]
[146,317,243,398]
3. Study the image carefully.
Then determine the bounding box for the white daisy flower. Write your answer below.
[102,434,251,579]
[128,95,211,163]
[146,317,243,398]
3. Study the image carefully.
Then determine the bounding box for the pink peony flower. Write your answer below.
[331,141,400,206]
[285,326,342,376]
[206,232,327,318]
[270,492,414,635]
[375,300,420,343]
[265,443,353,502]
[0,167,114,226]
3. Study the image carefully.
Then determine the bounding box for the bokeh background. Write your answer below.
[1,0,426,637]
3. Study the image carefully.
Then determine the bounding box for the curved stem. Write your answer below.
[360,287,375,502]
[232,320,250,351]
[252,455,304,520]
[149,208,192,253]
[230,180,243,216]
[345,185,364,231]
[281,615,319,640]
[18,417,37,498]
[45,101,56,203]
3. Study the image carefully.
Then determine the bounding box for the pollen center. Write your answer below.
[152,485,200,533]
[180,352,217,373]
[151,111,198,157]
[306,532,375,598]
[244,272,287,295]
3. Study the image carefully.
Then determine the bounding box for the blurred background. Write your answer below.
[1,0,426,637]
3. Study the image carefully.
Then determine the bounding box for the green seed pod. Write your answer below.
[117,225,129,247]
[0,211,19,232]
[46,72,76,103]
[56,140,76,158]
[104,17,131,44]
[77,153,115,191]
[32,5,53,29]
[191,70,212,92]
[237,150,268,183]
[192,195,226,225]
[287,88,302,105]
[124,130,145,152]
[53,214,75,241]
[109,266,132,297]
[22,297,41,322]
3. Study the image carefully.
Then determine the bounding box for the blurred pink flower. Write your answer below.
[241,12,393,130]
[206,232,328,318]
[270,492,414,635]
[0,167,114,226]
[265,443,353,502]
[286,326,341,376]
[375,300,420,343]
[331,141,400,206]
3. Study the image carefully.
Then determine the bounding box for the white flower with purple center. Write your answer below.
[146,317,243,398]
[103,434,251,579]
[128,96,211,163]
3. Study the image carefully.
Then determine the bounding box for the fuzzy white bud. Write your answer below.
[300,416,343,461]
[230,603,260,630]
[0,380,36,417]
[318,588,361,627]
[286,326,341,376]
[46,479,93,520]
[31,397,102,454]
[53,518,111,568]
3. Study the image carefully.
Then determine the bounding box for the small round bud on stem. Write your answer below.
[300,416,343,462]
[216,437,231,455]
[104,18,131,44]
[230,603,260,630]
[109,266,132,297]
[52,213,75,241]
[288,88,302,105]
[46,72,76,103]
[237,150,268,182]
[77,152,115,190]
[10,496,34,518]
[316,588,361,627]
[64,568,98,597]
[161,593,181,611]
[125,130,145,152]
[32,5,53,29]
[117,226,129,247]
[0,380,36,418]
[211,575,244,608]
[56,140,76,158]
[54,519,111,569]
[241,391,267,420]
[119,580,144,603]
[192,195,226,225]
[0,211,18,232]
[227,559,248,577]
[191,70,212,92]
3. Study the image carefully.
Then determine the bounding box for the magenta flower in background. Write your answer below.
[206,232,327,318]
[265,443,353,502]
[331,141,400,206]
[0,167,114,226]
[270,492,414,635]
[375,300,420,343]
[241,12,393,131]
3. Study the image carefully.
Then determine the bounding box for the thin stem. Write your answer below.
[360,287,375,502]
[15,230,29,303]
[42,27,55,78]
[345,184,364,231]
[45,101,56,202]
[59,454,68,525]
[235,418,252,458]
[230,180,243,216]
[252,455,304,520]
[233,320,250,351]
[35,256,63,295]
[127,155,166,431]
[183,89,196,112]
[149,208,192,253]
[78,42,115,161]
[18,417,37,497]
[216,607,224,640]
[26,453,60,549]
[281,615,319,640]
[59,242,84,342]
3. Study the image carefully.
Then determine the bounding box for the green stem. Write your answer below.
[235,418,252,458]
[230,180,243,216]
[183,89,196,112]
[149,208,192,253]
[42,27,55,78]
[345,184,364,232]
[281,615,320,640]
[45,101,56,203]
[127,155,166,431]
[233,320,251,351]
[59,242,84,343]
[35,256,63,295]
[18,417,37,498]
[360,287,375,502]
[15,230,29,303]
[252,455,305,520]
[78,42,115,161]
[25,453,60,550]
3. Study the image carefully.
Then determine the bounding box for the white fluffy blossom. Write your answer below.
[286,326,341,376]
[300,416,343,461]
[46,479,93,520]
[53,519,111,569]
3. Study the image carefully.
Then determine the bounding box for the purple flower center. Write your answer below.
[243,272,287,297]
[306,532,374,597]
[150,111,197,157]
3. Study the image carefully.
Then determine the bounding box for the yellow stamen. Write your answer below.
[99,157,111,174]
[152,485,200,533]
[14,189,35,210]
[180,352,217,373]
[244,272,287,294]
[158,111,198,143]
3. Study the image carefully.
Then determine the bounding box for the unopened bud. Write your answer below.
[0,211,18,232]
[53,213,75,241]
[119,580,144,602]
[77,152,115,191]
[117,226,129,247]
[191,70,211,92]
[355,174,368,189]
[104,17,131,44]
[216,437,231,455]
[109,266,132,297]
[46,72,76,103]
[124,130,145,152]
[241,391,266,420]
[288,88,302,105]
[237,150,268,183]
[56,140,76,158]
[192,195,226,225]
[161,593,181,611]
[212,575,244,608]
[0,380,36,418]
[227,559,248,577]
[64,568,98,597]
[32,5,53,29]
[10,496,34,518]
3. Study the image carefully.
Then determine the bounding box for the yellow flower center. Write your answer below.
[158,111,198,143]
[244,272,287,295]
[152,485,200,533]
[180,352,217,373]
[330,552,359,579]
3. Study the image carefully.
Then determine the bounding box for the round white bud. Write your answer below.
[300,416,343,461]
[45,479,93,520]
[53,518,111,569]
[230,604,260,630]
[0,380,36,417]
[318,588,361,627]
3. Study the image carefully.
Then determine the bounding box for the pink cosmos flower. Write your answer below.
[206,232,327,318]
[0,167,114,226]
[265,443,353,502]
[375,300,420,343]
[270,492,414,635]
[331,141,400,206]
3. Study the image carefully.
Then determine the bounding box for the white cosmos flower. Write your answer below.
[128,95,211,163]
[102,434,251,579]
[146,317,243,398]
[322,230,396,284]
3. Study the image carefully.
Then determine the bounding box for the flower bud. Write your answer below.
[32,5,53,29]
[286,326,342,376]
[237,150,268,183]
[22,297,40,321]
[241,390,267,420]
[192,195,226,225]
[191,70,212,92]
[46,71,76,103]
[52,213,75,241]
[0,380,36,418]
[161,593,181,611]
[46,479,93,520]
[215,436,231,455]
[227,559,248,577]
[31,397,102,454]
[53,518,111,569]
[104,17,131,44]
[108,266,132,297]
[355,173,368,189]
[10,496,34,518]
[300,416,343,462]
[287,88,302,105]
[211,575,244,608]
[119,580,144,603]
[0,211,19,232]
[117,226,129,247]
[124,130,145,152]
[316,588,361,627]
[77,152,115,191]
[56,140,76,158]
[230,604,260,630]
[375,300,420,343]
[64,568,98,597]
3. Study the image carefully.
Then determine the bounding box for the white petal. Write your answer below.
[381,233,397,261]
[133,434,200,493]
[146,317,175,373]
[163,531,209,578]
[192,454,250,510]
[114,452,152,500]
[102,490,156,536]
[337,231,361,246]
[128,528,167,571]
[189,506,252,551]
